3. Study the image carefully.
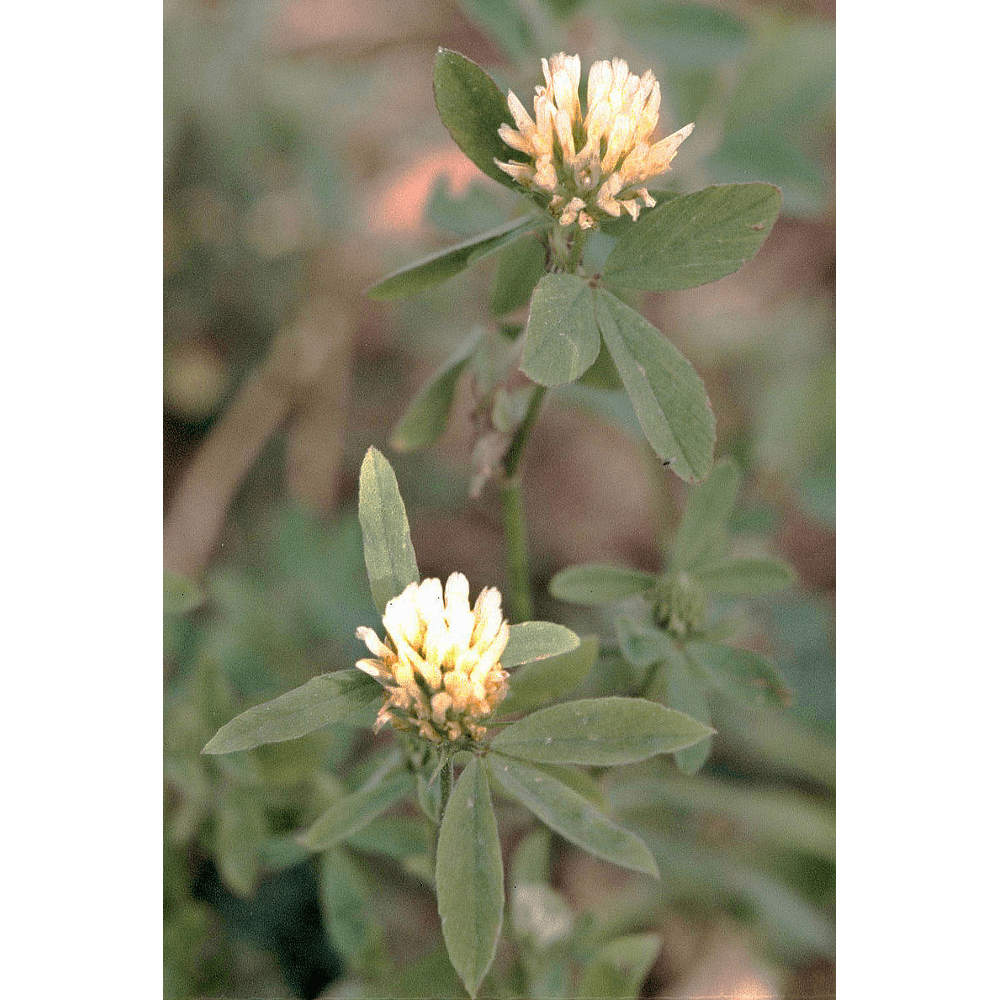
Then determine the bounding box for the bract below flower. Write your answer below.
[355,573,510,742]
[495,53,694,229]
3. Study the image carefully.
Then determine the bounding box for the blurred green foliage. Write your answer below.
[164,0,834,996]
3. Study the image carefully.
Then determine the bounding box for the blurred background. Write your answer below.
[163,0,834,997]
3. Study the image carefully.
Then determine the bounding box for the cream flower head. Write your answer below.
[355,573,510,742]
[495,53,694,229]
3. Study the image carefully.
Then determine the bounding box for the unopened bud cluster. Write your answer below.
[654,573,706,639]
[356,573,510,742]
[495,53,694,229]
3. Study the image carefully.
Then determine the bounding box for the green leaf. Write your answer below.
[301,770,413,851]
[614,616,674,670]
[603,184,782,291]
[215,786,267,898]
[531,763,609,810]
[614,767,835,861]
[685,640,793,709]
[343,815,429,861]
[520,274,600,387]
[319,848,378,967]
[491,697,713,765]
[500,621,580,669]
[358,446,420,612]
[576,933,661,1000]
[488,755,658,877]
[436,758,504,998]
[489,233,546,315]
[672,456,739,569]
[692,556,796,595]
[433,48,531,194]
[391,331,483,452]
[164,570,205,616]
[202,671,381,754]
[549,564,657,605]
[594,289,714,482]
[368,215,542,301]
[647,656,712,775]
[502,634,599,716]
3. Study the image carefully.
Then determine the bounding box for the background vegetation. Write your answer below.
[164,0,834,996]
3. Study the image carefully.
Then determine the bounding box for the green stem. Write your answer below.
[439,757,453,820]
[567,228,588,272]
[500,385,547,622]
[500,479,533,623]
[502,384,546,480]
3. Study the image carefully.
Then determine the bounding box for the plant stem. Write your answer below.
[439,756,453,819]
[500,384,547,622]
[567,228,588,272]
[500,479,532,623]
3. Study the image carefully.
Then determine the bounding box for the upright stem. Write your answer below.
[439,756,453,820]
[500,384,547,623]
[500,480,532,623]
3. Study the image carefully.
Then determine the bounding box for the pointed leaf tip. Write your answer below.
[358,447,419,611]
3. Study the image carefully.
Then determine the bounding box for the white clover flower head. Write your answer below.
[355,572,510,743]
[495,53,694,229]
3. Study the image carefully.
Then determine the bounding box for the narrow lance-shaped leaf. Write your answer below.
[491,697,714,765]
[301,770,414,851]
[436,757,504,998]
[391,330,484,452]
[368,215,543,301]
[530,762,609,810]
[487,754,659,877]
[672,456,739,569]
[433,48,533,194]
[692,556,796,595]
[319,848,378,967]
[202,671,382,754]
[604,183,782,290]
[520,274,601,387]
[215,786,267,898]
[358,446,419,612]
[549,563,658,605]
[343,815,429,862]
[500,621,579,668]
[595,289,715,482]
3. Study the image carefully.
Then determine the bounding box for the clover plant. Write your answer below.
[201,46,793,998]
